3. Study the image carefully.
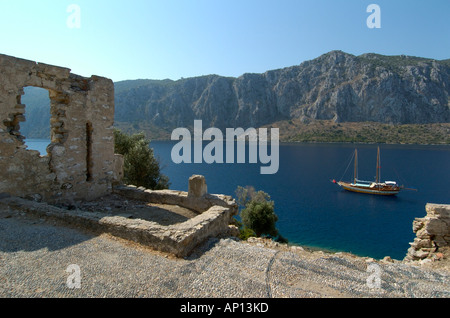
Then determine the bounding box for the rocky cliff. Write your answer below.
[114,51,450,135]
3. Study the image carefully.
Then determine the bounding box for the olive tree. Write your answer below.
[235,186,286,242]
[114,129,170,190]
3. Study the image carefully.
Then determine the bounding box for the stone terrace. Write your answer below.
[0,176,238,258]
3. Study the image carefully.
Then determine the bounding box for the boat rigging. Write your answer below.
[332,146,417,196]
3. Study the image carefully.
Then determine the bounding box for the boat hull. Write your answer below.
[337,181,400,196]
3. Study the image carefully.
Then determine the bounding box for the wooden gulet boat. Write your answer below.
[332,147,414,196]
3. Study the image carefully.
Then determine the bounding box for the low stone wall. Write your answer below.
[0,176,238,258]
[405,203,450,261]
[112,185,236,214]
[0,194,237,258]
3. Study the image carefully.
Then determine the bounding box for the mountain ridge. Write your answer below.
[19,51,450,143]
[114,50,450,134]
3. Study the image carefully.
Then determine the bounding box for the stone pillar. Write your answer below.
[113,154,124,184]
[188,175,207,197]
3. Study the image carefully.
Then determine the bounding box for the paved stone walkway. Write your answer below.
[1,209,449,298]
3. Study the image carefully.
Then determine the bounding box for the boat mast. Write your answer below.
[354,149,358,184]
[376,146,380,184]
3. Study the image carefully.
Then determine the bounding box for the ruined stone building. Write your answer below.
[0,54,237,257]
[0,53,119,203]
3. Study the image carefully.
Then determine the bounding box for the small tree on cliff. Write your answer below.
[235,186,287,242]
[114,129,170,190]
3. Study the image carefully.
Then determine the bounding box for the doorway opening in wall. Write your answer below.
[21,86,51,156]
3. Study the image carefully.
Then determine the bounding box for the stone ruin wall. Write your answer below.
[0,53,118,203]
[406,203,450,262]
[0,54,236,257]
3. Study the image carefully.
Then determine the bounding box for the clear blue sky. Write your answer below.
[1,0,448,82]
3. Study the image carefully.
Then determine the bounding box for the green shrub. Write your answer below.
[232,219,256,240]
[235,186,286,242]
[241,200,278,237]
[114,129,170,190]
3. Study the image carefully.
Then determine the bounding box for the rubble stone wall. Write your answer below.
[0,53,116,202]
[405,203,450,261]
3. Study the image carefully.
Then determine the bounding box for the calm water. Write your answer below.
[26,139,450,260]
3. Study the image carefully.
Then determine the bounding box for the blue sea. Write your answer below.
[26,139,450,260]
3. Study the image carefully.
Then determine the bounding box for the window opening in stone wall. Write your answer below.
[86,121,93,182]
[20,86,51,156]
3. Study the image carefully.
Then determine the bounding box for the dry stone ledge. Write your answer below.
[405,203,450,262]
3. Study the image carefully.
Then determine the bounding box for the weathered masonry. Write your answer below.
[0,53,117,202]
[0,54,238,257]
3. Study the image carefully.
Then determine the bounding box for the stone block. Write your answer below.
[113,154,124,183]
[425,218,449,236]
[426,203,450,218]
[188,175,208,198]
[36,62,71,79]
